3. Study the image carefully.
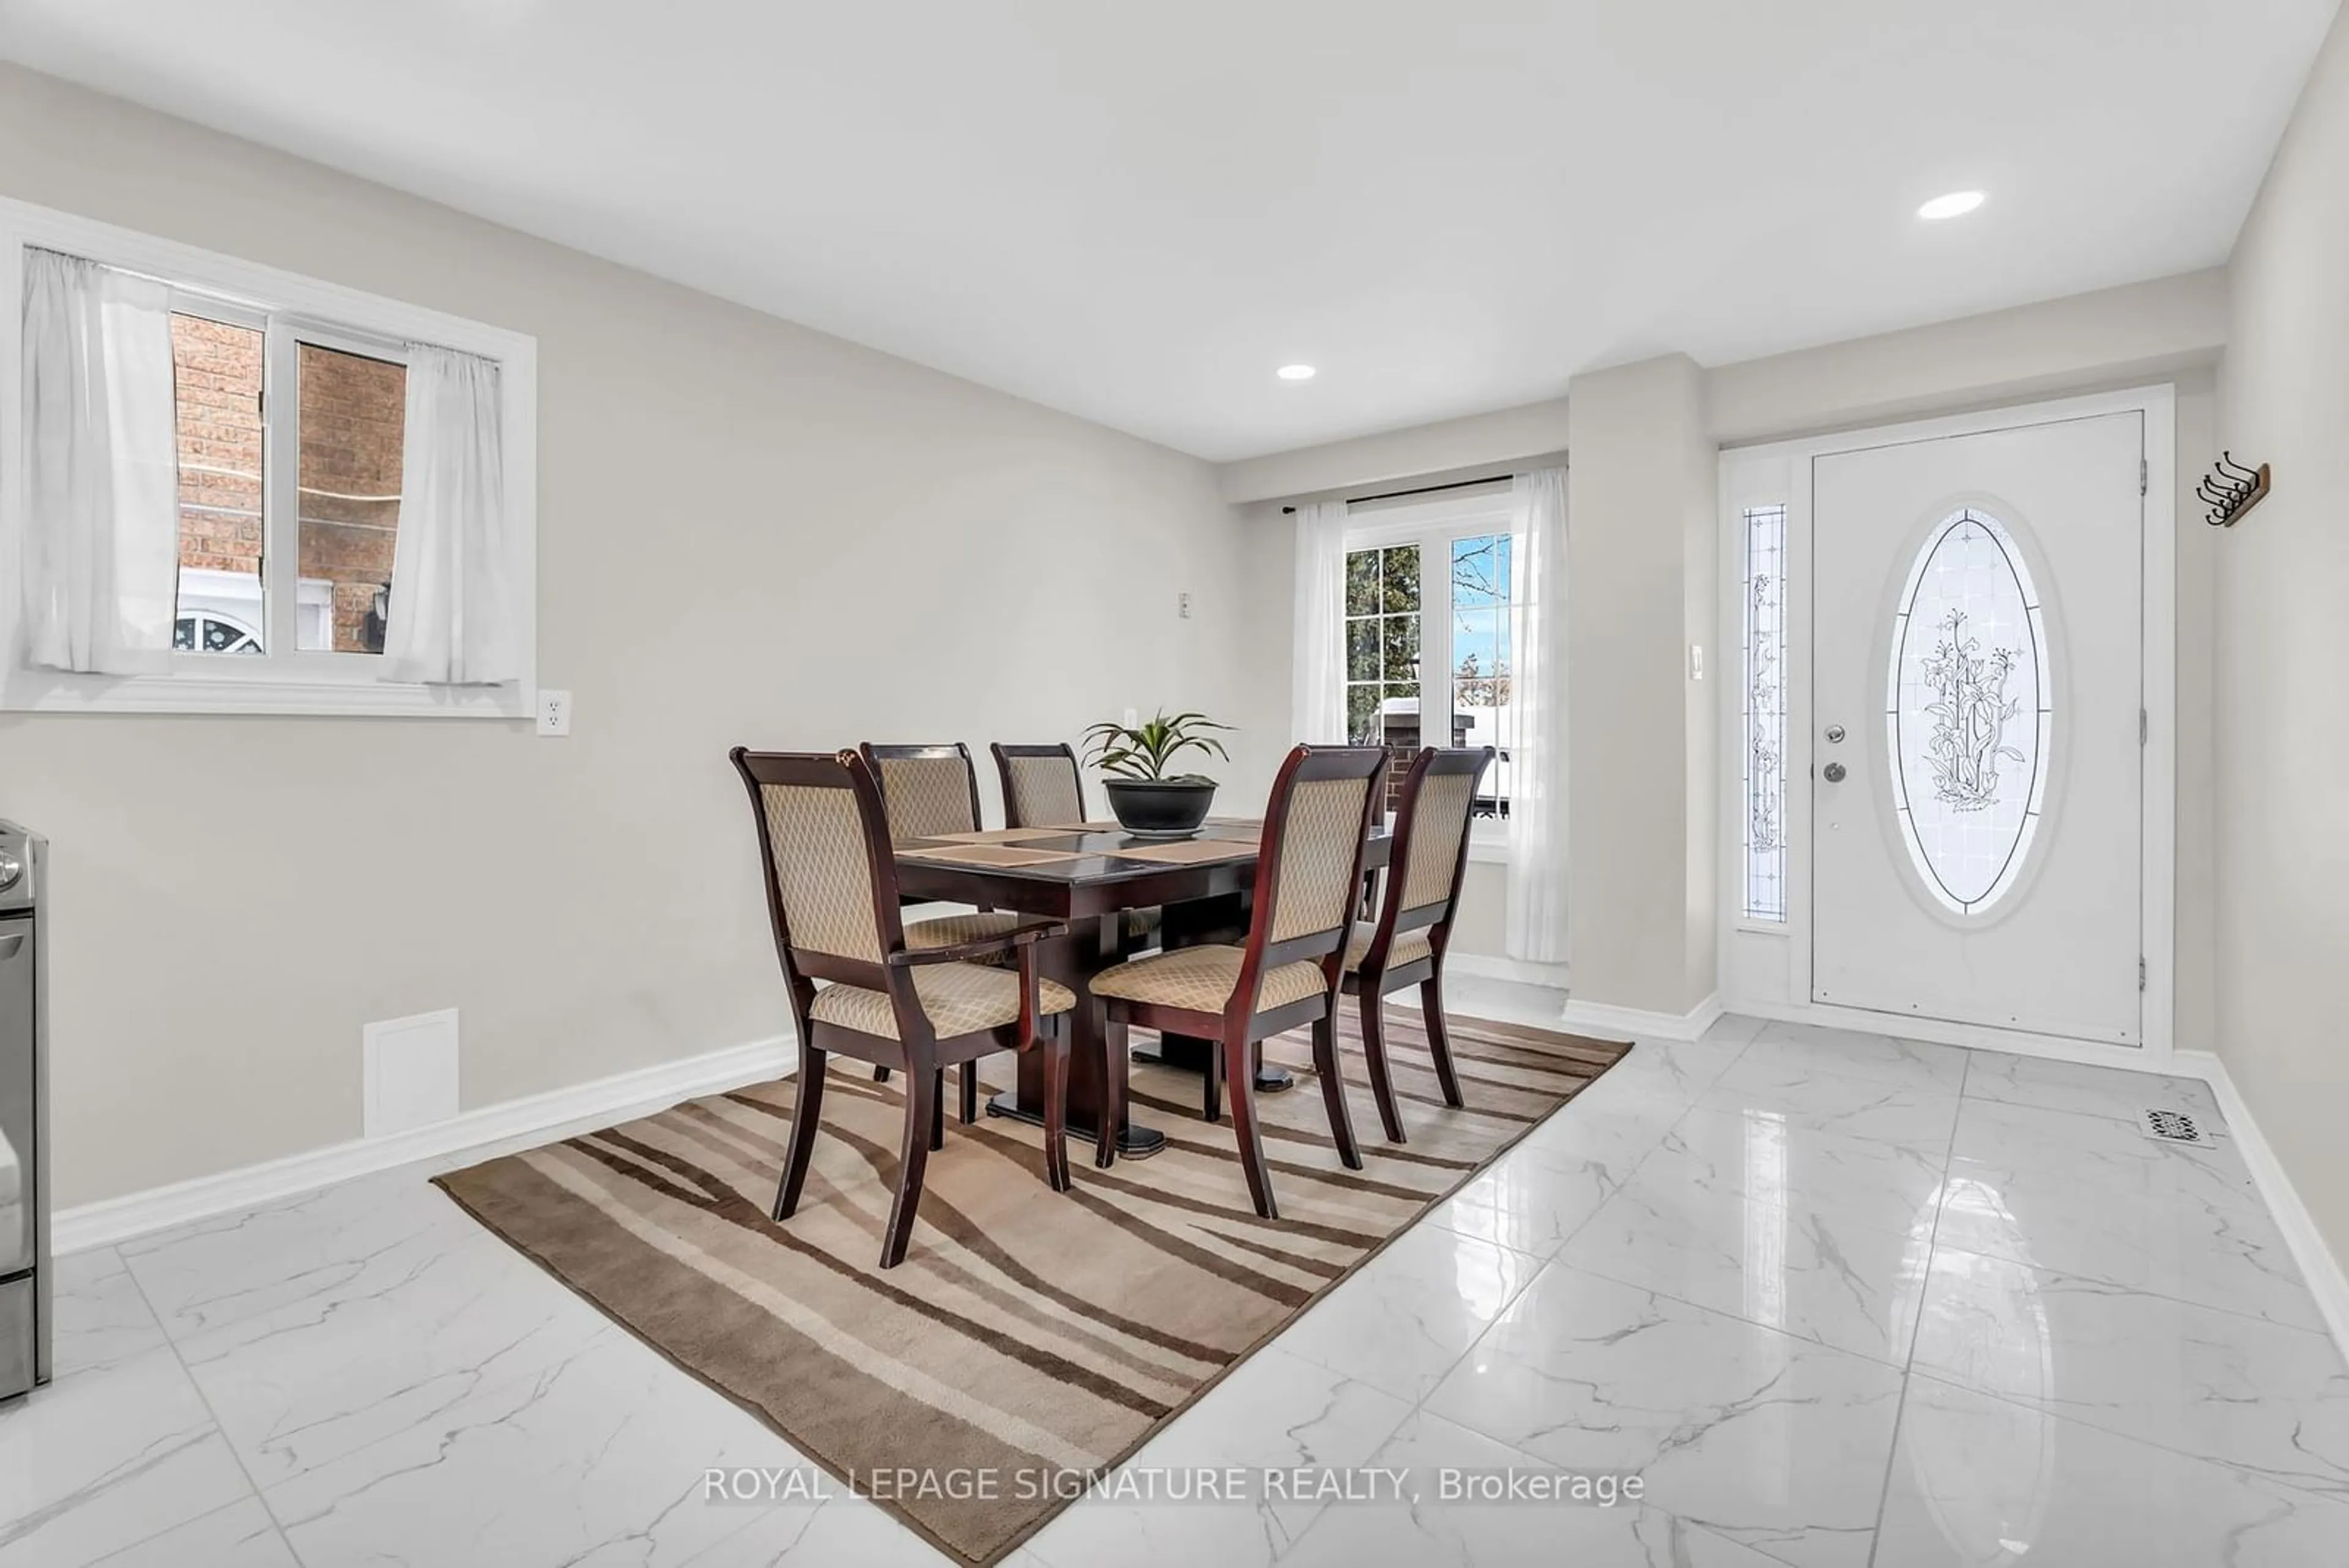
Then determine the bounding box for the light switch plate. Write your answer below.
[536,688,572,736]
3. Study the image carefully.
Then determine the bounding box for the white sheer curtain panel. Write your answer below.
[1290,499,1348,744]
[380,346,519,685]
[20,248,180,676]
[1505,466,1569,964]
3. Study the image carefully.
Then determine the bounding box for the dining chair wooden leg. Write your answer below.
[1420,972,1465,1109]
[929,1067,947,1151]
[1357,984,1408,1144]
[959,1061,981,1124]
[1203,1027,1225,1124]
[1041,1023,1072,1192]
[1224,1025,1277,1219]
[873,1066,891,1084]
[772,1046,827,1222]
[1311,1009,1364,1170]
[1095,1007,1127,1170]
[881,1063,937,1269]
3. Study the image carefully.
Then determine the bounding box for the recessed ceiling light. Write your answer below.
[1917,190,1986,221]
[1276,364,1316,381]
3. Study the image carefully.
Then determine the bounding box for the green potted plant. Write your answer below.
[1083,710,1234,837]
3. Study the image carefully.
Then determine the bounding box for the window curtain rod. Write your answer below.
[1279,474,1511,515]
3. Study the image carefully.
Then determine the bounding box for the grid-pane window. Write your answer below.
[1742,504,1788,921]
[1447,532,1515,820]
[1345,543,1420,746]
[1336,512,1521,827]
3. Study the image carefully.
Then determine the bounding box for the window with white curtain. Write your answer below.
[1327,489,1518,849]
[0,197,537,716]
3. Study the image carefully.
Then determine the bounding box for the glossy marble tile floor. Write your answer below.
[6,994,2347,1567]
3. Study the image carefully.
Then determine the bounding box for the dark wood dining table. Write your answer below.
[892,817,1390,1157]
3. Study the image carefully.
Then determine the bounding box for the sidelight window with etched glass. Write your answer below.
[1741,504,1788,922]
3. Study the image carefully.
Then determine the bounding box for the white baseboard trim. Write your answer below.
[1447,953,1571,989]
[56,1034,796,1257]
[2172,1049,2349,1359]
[1556,992,1724,1044]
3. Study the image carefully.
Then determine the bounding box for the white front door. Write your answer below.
[1811,412,2143,1044]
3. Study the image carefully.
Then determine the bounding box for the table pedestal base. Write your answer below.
[1130,1035,1295,1092]
[985,1091,1166,1157]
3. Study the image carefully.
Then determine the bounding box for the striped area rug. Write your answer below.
[436,1008,1628,1564]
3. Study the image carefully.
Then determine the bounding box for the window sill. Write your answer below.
[2,669,532,719]
[1467,834,1511,865]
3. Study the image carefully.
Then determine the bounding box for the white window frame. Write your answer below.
[0,196,539,718]
[1336,489,1518,860]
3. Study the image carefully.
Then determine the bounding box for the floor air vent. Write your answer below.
[2140,1108,2217,1146]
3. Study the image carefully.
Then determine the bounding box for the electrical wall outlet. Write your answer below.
[536,688,572,736]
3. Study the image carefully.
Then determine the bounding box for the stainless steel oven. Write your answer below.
[0,822,47,1400]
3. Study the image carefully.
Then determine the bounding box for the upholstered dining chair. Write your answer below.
[1341,746,1493,1143]
[992,740,1162,954]
[1088,743,1389,1219]
[991,741,1089,830]
[730,747,1075,1269]
[859,741,1030,1118]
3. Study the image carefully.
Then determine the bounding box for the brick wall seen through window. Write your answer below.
[168,316,406,655]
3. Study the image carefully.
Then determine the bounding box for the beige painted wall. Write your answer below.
[1445,861,1509,956]
[0,65,1263,1208]
[1218,399,1569,507]
[1709,269,2228,445]
[1214,270,2222,511]
[1562,355,1717,1014]
[2215,6,2349,1266]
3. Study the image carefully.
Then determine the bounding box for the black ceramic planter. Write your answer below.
[1103,778,1216,836]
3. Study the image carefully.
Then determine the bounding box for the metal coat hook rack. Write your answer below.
[2199,451,2270,528]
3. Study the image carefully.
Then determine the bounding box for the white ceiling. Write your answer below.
[1,0,2334,461]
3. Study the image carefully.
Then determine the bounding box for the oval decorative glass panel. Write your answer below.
[1885,509,2052,915]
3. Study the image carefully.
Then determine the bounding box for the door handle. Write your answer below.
[0,932,21,960]
[1822,762,1847,784]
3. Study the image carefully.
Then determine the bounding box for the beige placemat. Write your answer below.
[897,843,1082,868]
[1110,838,1259,865]
[1205,816,1264,830]
[1041,820,1124,832]
[922,828,1082,845]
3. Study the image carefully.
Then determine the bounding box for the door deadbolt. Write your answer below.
[1822,762,1847,783]
[1824,724,1847,743]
